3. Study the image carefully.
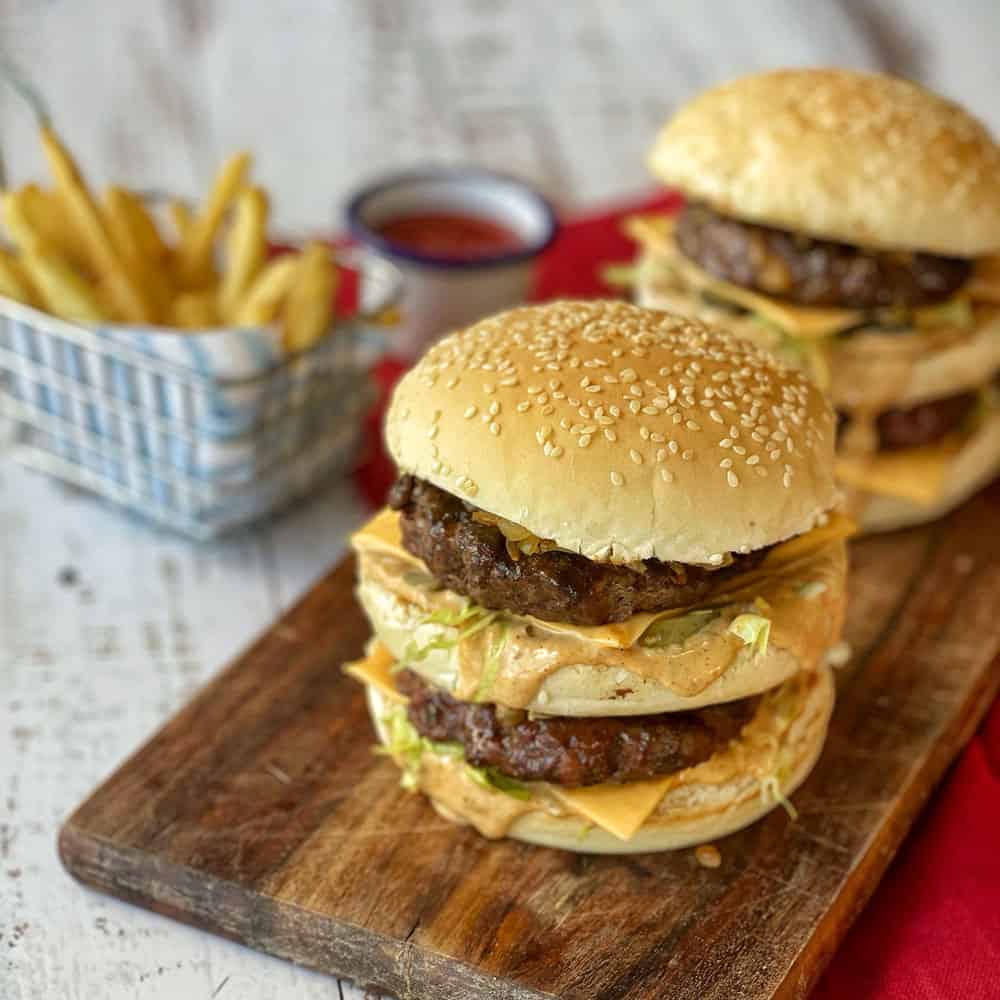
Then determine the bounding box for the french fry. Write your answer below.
[232,254,298,326]
[19,184,87,264]
[168,198,194,244]
[175,151,250,289]
[170,290,219,329]
[19,245,110,322]
[0,249,40,306]
[104,185,171,321]
[1,189,44,251]
[38,124,153,322]
[219,186,268,322]
[117,188,170,265]
[281,242,337,354]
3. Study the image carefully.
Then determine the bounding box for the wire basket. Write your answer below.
[0,249,400,539]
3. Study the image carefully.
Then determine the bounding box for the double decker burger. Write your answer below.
[630,68,1000,532]
[347,300,850,853]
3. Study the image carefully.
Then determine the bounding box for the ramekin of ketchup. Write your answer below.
[346,168,557,358]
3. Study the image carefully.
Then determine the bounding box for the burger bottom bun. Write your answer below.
[365,667,834,854]
[847,410,1000,533]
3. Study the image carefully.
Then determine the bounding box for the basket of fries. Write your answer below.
[0,107,400,539]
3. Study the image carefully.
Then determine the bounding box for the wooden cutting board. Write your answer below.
[60,486,1000,1000]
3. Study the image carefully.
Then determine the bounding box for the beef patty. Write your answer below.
[388,476,765,626]
[396,669,755,786]
[837,391,977,451]
[674,203,972,310]
[876,391,977,451]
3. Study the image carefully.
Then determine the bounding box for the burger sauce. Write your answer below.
[376,212,524,258]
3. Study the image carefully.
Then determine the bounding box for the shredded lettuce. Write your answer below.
[464,764,532,801]
[797,581,827,599]
[759,773,798,821]
[473,622,510,702]
[639,609,719,649]
[403,602,498,663]
[378,705,530,801]
[377,706,462,790]
[600,263,639,289]
[728,613,771,656]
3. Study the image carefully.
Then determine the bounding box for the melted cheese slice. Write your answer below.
[344,642,407,704]
[548,779,674,841]
[351,508,853,649]
[835,440,959,506]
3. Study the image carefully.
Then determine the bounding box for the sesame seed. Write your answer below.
[579,435,592,448]
[656,448,667,462]
[446,376,459,389]
[746,455,760,465]
[668,440,679,454]
[484,383,496,394]
[489,422,501,436]
[629,448,643,465]
[727,471,739,488]
[610,471,624,486]
[541,405,555,415]
[720,458,733,469]
[686,420,701,431]
[733,445,747,455]
[604,428,617,442]
[463,405,477,419]
[427,426,439,439]
[660,468,674,483]
[516,401,530,413]
[550,445,564,458]
[682,449,694,461]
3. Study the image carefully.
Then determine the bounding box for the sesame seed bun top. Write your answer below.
[385,300,839,564]
[648,68,1000,257]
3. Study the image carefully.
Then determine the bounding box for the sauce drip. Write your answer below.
[376,212,524,258]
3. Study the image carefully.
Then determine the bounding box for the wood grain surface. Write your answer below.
[58,484,1000,1000]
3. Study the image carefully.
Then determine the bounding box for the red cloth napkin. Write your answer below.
[352,194,1000,998]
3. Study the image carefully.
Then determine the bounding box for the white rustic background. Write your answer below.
[2,2,998,999]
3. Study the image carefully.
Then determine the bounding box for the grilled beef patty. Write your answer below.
[674,203,972,310]
[388,475,765,626]
[396,669,755,786]
[837,391,977,451]
[876,392,977,451]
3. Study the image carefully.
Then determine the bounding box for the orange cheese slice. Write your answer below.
[548,778,674,841]
[835,441,959,506]
[344,641,408,704]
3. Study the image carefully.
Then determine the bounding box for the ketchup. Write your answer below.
[376,212,524,258]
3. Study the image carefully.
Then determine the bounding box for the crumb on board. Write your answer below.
[826,641,852,669]
[695,844,722,868]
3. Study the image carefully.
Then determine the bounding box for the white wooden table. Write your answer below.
[3,3,998,997]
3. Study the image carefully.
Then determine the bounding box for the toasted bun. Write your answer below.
[356,524,846,714]
[386,300,838,564]
[366,668,834,854]
[648,68,1000,256]
[846,410,1000,532]
[826,310,1000,411]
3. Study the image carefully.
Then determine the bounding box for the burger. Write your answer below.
[347,300,849,853]
[629,68,1000,532]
